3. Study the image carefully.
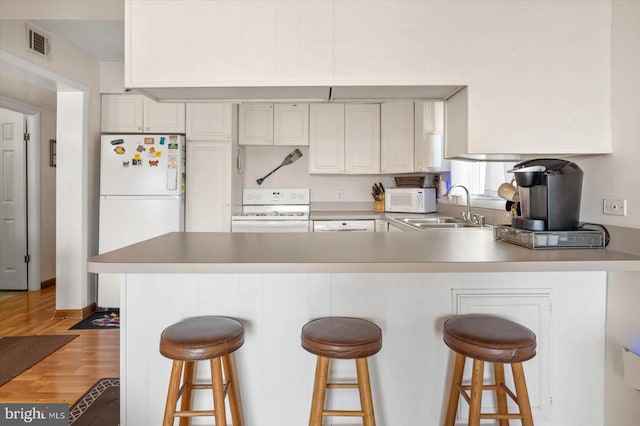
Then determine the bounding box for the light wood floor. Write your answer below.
[0,286,119,403]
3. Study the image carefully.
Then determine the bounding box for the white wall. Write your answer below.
[38,109,56,281]
[594,2,640,424]
[242,145,398,204]
[0,18,102,310]
[0,0,123,20]
[100,61,125,93]
[576,1,640,230]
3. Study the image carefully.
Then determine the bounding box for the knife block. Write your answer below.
[374,196,385,213]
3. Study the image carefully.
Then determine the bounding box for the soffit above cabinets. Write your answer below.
[133,85,466,103]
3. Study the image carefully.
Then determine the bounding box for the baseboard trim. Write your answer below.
[54,302,96,319]
[41,277,55,289]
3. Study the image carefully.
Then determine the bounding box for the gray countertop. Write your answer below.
[87,230,640,274]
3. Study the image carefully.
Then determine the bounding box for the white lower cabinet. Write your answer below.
[388,222,405,232]
[185,141,233,231]
[374,219,388,232]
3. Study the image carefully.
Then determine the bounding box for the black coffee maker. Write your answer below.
[509,158,583,231]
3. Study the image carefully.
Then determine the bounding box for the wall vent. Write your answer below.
[26,25,50,58]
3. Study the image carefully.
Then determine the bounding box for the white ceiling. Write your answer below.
[32,20,124,62]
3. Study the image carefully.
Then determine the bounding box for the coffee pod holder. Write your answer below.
[493,225,605,249]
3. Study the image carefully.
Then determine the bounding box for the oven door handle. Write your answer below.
[232,220,308,226]
[316,228,370,232]
[231,220,309,232]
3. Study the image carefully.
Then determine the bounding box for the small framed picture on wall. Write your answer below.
[50,139,56,167]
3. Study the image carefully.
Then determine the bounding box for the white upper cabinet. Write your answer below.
[142,97,185,133]
[101,94,144,133]
[239,104,309,146]
[344,104,380,174]
[309,104,345,174]
[239,104,274,145]
[186,103,234,141]
[274,104,309,146]
[309,103,379,174]
[415,101,448,172]
[126,0,333,86]
[101,94,185,133]
[126,1,611,156]
[380,102,414,174]
[333,2,611,156]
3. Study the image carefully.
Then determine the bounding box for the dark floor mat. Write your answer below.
[69,310,119,330]
[0,334,78,386]
[69,378,119,425]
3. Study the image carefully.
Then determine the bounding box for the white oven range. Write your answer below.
[231,188,310,233]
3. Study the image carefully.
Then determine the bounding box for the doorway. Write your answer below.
[0,104,42,291]
[0,108,28,290]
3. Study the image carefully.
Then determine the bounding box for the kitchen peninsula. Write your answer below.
[88,230,640,426]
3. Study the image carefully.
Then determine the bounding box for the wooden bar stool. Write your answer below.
[443,314,537,426]
[160,316,245,426]
[301,317,383,426]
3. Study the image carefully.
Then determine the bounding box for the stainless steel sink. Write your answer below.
[395,217,480,229]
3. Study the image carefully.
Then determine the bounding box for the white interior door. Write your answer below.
[0,108,28,290]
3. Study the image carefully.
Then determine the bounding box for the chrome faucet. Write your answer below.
[446,184,471,222]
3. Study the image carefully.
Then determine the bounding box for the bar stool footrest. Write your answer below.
[326,382,359,389]
[322,410,365,417]
[178,382,230,396]
[480,413,524,420]
[175,410,216,418]
[458,382,519,404]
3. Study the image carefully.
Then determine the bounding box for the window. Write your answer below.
[450,160,515,198]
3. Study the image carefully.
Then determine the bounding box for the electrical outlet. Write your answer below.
[603,198,627,216]
[335,190,344,201]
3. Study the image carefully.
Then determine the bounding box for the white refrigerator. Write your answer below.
[98,134,185,307]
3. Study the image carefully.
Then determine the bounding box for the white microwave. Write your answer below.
[384,187,436,213]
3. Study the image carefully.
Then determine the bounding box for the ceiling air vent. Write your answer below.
[26,25,50,58]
